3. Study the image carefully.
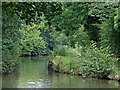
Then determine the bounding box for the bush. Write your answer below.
[52,32,70,46]
[2,14,23,74]
[2,14,23,57]
[2,58,20,74]
[80,42,117,78]
[52,42,117,79]
[21,23,49,56]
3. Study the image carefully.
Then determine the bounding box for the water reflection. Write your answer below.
[2,72,19,88]
[2,56,120,88]
[48,73,120,88]
[0,75,2,89]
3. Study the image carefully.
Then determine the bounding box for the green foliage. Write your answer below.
[51,2,89,47]
[52,31,70,46]
[52,42,117,79]
[99,12,120,56]
[73,25,90,47]
[86,2,118,42]
[51,2,88,36]
[99,18,113,47]
[2,2,64,24]
[53,45,82,57]
[21,23,49,56]
[2,59,20,74]
[2,13,23,74]
[108,66,119,80]
[52,25,89,56]
[88,2,118,21]
[2,14,23,57]
[80,42,117,78]
[34,15,54,51]
[2,2,119,77]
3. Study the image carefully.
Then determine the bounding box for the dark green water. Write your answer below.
[2,57,120,88]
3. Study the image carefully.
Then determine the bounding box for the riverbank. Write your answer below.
[48,56,120,82]
[3,56,119,88]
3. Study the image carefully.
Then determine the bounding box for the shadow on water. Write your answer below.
[2,56,120,88]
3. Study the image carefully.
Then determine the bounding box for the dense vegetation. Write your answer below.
[2,2,120,80]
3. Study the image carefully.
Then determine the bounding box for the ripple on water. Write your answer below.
[46,81,50,83]
[26,86,32,88]
[36,82,41,84]
[28,80,31,82]
[27,82,36,85]
[39,79,44,82]
[32,76,35,78]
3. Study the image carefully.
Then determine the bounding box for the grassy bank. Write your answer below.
[49,43,120,81]
[50,56,119,81]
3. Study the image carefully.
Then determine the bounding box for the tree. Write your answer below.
[2,2,64,24]
[99,7,120,56]
[51,2,88,47]
[21,23,48,56]
[86,2,119,43]
[2,13,24,57]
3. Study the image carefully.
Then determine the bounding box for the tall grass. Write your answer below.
[52,45,82,57]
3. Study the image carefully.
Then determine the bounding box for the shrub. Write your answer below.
[52,42,117,79]
[2,14,23,57]
[52,32,70,46]
[2,58,20,74]
[2,14,23,74]
[21,23,49,56]
[80,42,117,78]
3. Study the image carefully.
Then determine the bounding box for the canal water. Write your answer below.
[2,56,120,88]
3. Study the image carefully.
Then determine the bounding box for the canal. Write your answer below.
[2,56,120,88]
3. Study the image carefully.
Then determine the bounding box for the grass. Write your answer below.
[50,43,119,81]
[50,56,119,81]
